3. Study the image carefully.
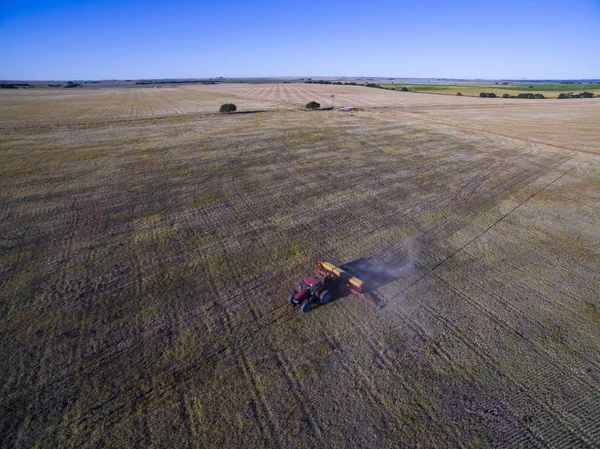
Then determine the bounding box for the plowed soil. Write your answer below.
[1,84,599,448]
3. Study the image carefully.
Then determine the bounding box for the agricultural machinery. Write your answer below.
[288,260,379,313]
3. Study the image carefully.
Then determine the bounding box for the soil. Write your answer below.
[1,84,598,448]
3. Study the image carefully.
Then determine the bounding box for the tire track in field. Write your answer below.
[415,152,570,253]
[196,168,303,445]
[318,329,403,430]
[341,305,446,425]
[433,270,600,389]
[217,296,282,448]
[460,241,600,346]
[386,164,579,306]
[441,246,600,367]
[209,165,336,448]
[429,274,600,443]
[494,227,598,280]
[349,241,549,448]
[381,286,555,449]
[273,350,324,441]
[0,262,298,417]
[373,145,567,268]
[409,289,596,448]
[350,281,545,448]
[17,297,299,446]
[376,153,596,410]
[387,251,595,446]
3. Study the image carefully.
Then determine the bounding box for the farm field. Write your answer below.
[197,83,600,155]
[0,87,287,127]
[380,83,600,98]
[1,83,599,448]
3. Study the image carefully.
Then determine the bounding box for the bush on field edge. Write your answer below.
[558,92,595,99]
[219,103,237,113]
[482,92,548,99]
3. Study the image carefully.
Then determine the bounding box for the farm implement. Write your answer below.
[288,260,379,313]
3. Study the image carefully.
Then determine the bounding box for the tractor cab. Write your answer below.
[289,274,331,313]
[301,275,323,293]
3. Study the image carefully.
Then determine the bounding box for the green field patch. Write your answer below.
[380,83,600,98]
[55,149,103,163]
[270,240,311,273]
[132,225,178,245]
[191,192,233,209]
[0,248,32,266]
[584,302,600,324]
[382,145,412,154]
[135,211,165,227]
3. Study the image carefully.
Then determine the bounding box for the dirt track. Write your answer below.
[1,85,599,448]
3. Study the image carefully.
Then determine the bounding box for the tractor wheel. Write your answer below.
[301,299,311,313]
[288,290,297,306]
[319,289,331,305]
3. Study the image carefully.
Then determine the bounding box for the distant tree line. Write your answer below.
[558,92,595,99]
[305,80,338,85]
[64,81,81,88]
[514,93,546,99]
[0,83,32,89]
[136,80,217,85]
[304,80,359,85]
[481,92,547,99]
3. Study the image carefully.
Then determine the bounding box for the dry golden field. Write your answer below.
[1,84,599,448]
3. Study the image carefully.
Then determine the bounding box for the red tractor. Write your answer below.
[288,261,378,313]
[288,274,332,313]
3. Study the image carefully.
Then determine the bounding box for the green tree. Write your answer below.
[219,103,237,113]
[305,101,320,110]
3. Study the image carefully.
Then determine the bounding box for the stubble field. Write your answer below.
[1,84,599,448]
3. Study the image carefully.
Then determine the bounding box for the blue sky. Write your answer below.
[1,0,599,80]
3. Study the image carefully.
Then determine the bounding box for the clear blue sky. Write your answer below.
[1,0,599,80]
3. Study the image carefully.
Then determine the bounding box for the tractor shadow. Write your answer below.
[326,257,399,308]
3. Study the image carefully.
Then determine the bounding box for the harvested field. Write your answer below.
[1,84,599,448]
[199,83,600,155]
[0,87,286,128]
